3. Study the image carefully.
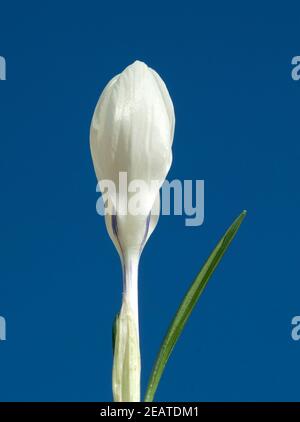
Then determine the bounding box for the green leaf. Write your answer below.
[144,210,247,402]
[112,312,119,356]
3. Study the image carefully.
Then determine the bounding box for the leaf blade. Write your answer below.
[144,210,247,402]
[112,312,119,355]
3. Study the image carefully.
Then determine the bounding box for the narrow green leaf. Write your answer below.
[144,210,247,402]
[112,313,119,356]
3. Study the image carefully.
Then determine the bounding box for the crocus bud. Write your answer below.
[90,61,175,402]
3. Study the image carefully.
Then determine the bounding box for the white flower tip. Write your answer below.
[121,60,149,84]
[129,60,148,69]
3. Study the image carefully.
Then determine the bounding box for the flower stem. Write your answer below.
[123,253,140,339]
[112,252,141,402]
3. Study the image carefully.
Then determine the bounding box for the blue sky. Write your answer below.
[0,1,300,401]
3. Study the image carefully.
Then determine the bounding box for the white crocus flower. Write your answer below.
[90,61,175,402]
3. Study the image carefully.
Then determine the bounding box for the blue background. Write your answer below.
[0,1,299,402]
